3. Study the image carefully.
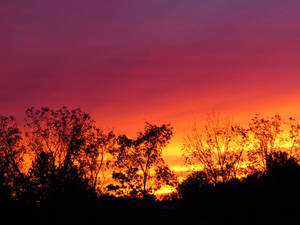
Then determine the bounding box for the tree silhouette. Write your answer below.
[24,106,113,192]
[247,114,282,171]
[177,150,300,224]
[108,122,176,198]
[0,115,25,200]
[287,116,300,159]
[26,149,98,221]
[27,151,56,207]
[2,107,300,224]
[182,115,248,184]
[79,129,115,193]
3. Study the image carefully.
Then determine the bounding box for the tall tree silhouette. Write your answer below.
[182,115,248,184]
[108,122,176,198]
[24,106,113,191]
[80,129,115,192]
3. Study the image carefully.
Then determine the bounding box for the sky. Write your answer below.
[2,0,300,170]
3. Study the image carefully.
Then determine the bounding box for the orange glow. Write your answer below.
[19,102,300,198]
[155,186,176,197]
[92,92,300,180]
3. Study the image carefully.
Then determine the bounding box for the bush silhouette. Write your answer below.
[177,151,300,224]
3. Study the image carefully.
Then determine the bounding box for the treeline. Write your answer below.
[0,106,176,224]
[1,107,300,224]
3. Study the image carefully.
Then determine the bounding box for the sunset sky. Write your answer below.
[2,1,300,171]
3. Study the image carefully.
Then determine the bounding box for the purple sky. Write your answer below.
[2,1,300,163]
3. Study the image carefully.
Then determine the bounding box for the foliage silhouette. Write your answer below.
[183,114,300,184]
[182,115,248,184]
[247,114,283,171]
[107,122,176,198]
[24,106,113,192]
[0,116,26,205]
